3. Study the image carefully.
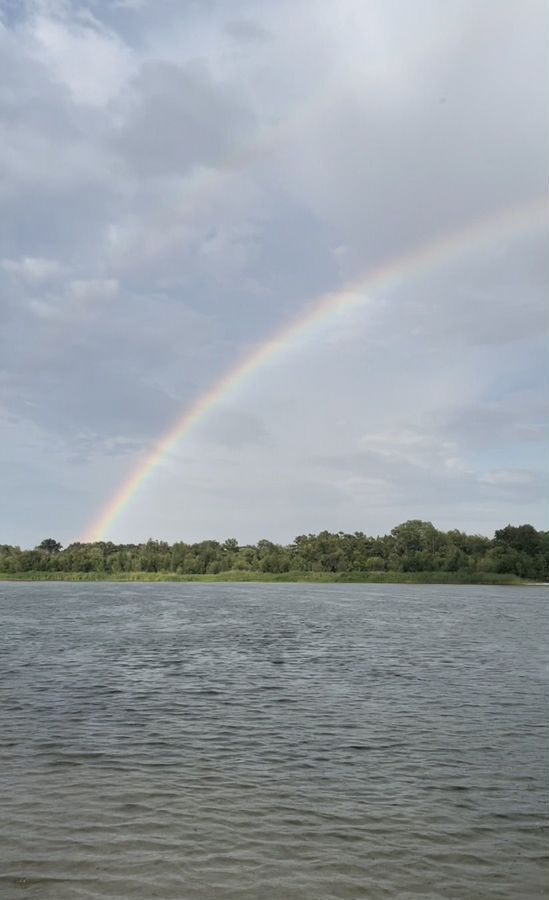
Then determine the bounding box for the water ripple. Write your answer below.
[0,582,547,899]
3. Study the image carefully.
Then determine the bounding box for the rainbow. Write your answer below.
[83,196,547,542]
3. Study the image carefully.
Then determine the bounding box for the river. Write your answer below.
[1,582,547,898]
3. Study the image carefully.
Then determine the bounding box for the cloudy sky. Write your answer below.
[1,0,547,548]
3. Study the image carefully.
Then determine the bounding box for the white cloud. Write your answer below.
[1,256,63,282]
[27,297,59,319]
[68,278,118,301]
[479,470,535,487]
[27,14,135,106]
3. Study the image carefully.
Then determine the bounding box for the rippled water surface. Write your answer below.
[1,583,547,899]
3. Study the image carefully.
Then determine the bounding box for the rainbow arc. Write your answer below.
[82,197,547,542]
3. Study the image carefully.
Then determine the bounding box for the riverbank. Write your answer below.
[0,570,530,585]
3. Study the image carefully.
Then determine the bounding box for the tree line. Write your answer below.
[0,522,547,580]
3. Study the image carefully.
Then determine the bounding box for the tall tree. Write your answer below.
[37,538,62,555]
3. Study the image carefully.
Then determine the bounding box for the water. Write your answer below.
[0,583,547,899]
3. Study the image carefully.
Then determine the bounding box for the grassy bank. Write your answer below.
[0,570,529,585]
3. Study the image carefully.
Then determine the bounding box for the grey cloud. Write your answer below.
[0,46,118,260]
[440,389,549,451]
[195,406,269,448]
[0,277,224,451]
[2,360,178,447]
[148,460,351,545]
[224,19,271,44]
[374,235,549,350]
[278,5,547,267]
[113,60,254,176]
[309,446,545,511]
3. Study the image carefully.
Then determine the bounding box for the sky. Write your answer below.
[1,0,547,548]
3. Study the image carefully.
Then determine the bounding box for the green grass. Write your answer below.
[0,570,529,585]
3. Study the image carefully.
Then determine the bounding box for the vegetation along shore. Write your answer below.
[1,521,547,585]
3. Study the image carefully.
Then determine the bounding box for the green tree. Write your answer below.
[495,524,541,556]
[37,538,62,554]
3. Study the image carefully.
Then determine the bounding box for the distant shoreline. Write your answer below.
[0,571,538,586]
[4,523,546,584]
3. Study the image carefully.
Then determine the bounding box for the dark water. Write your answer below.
[0,583,547,899]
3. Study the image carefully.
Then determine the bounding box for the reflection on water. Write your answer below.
[1,583,547,899]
